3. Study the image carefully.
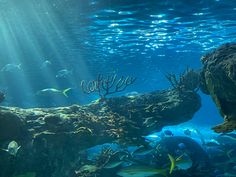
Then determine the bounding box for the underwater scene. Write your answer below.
[0,0,236,177]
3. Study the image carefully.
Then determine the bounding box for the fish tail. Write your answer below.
[226,149,234,159]
[168,154,176,174]
[62,88,72,97]
[17,146,21,151]
[194,128,206,145]
[17,64,22,69]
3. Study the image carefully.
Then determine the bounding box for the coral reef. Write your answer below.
[200,43,236,132]
[0,88,200,177]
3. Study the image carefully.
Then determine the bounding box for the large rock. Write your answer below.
[200,43,236,132]
[0,88,200,177]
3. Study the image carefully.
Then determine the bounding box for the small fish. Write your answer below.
[226,149,235,158]
[178,143,186,150]
[219,133,236,141]
[1,140,21,156]
[125,91,139,98]
[117,165,167,177]
[194,128,205,145]
[163,130,174,137]
[175,153,193,170]
[40,60,52,69]
[132,145,154,156]
[205,146,225,156]
[1,63,21,72]
[204,139,220,147]
[117,153,177,177]
[183,129,192,136]
[75,165,98,174]
[36,88,72,97]
[168,153,192,173]
[103,160,124,169]
[56,69,73,78]
[168,154,175,174]
[103,151,129,169]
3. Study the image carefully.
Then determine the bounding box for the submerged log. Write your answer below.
[0,89,200,177]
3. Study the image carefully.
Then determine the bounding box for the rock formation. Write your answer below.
[200,43,236,133]
[0,87,200,177]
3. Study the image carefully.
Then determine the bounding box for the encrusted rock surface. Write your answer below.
[200,43,236,132]
[0,89,200,177]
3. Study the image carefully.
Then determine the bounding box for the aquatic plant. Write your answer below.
[166,68,200,92]
[81,73,136,99]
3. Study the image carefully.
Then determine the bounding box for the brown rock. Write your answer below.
[200,43,236,132]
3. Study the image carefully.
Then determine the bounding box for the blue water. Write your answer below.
[1,1,236,177]
[0,0,235,126]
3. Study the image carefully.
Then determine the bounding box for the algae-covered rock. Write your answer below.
[200,43,236,132]
[0,88,200,177]
[0,109,27,141]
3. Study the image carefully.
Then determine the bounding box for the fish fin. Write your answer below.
[168,154,176,174]
[223,135,236,141]
[17,146,21,151]
[1,148,8,152]
[62,88,72,97]
[130,151,134,158]
[194,128,206,145]
[227,149,234,159]
[176,154,185,161]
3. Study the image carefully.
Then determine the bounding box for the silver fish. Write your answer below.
[36,88,72,97]
[40,60,52,69]
[56,69,73,78]
[132,145,154,156]
[117,165,166,177]
[2,141,21,156]
[1,64,21,72]
[103,161,124,169]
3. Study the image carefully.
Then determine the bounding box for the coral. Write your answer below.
[81,73,136,99]
[166,68,200,92]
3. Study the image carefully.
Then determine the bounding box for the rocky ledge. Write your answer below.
[0,88,200,177]
[200,43,236,133]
